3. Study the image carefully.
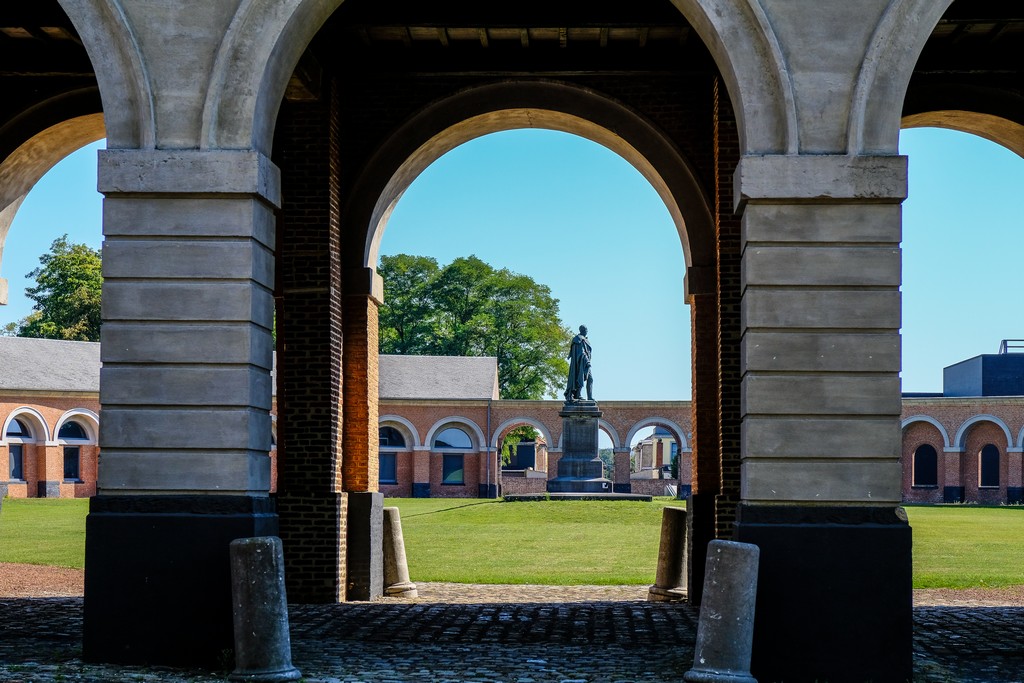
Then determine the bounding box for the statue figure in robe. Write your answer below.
[564,325,594,402]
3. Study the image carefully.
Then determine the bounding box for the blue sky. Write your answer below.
[1,128,1021,402]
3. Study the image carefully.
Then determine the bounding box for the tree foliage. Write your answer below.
[378,254,571,400]
[8,235,102,342]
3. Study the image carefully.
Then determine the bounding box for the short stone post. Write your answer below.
[683,540,759,683]
[383,506,418,597]
[228,537,302,682]
[648,506,687,602]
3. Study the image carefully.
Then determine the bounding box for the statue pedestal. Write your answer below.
[548,401,612,493]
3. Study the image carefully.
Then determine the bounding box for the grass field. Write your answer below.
[0,498,88,569]
[4,497,1024,588]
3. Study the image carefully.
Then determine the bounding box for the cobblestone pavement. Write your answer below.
[2,586,1024,682]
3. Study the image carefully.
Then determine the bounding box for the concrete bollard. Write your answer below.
[683,540,759,683]
[648,506,687,602]
[382,506,418,597]
[228,537,302,682]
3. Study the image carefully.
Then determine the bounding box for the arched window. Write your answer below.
[5,418,29,439]
[980,444,1000,488]
[379,426,406,448]
[434,427,472,450]
[912,444,938,487]
[59,421,88,440]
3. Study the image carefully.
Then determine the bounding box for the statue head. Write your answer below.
[579,325,588,336]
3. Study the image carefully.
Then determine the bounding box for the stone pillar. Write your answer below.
[943,446,963,503]
[274,94,347,604]
[342,268,385,600]
[38,444,63,497]
[612,447,631,493]
[686,284,719,604]
[412,448,431,497]
[648,506,687,602]
[733,155,911,681]
[84,149,280,666]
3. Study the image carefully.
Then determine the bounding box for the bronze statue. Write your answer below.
[565,325,594,402]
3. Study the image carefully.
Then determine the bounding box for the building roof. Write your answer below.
[380,354,500,400]
[0,336,100,393]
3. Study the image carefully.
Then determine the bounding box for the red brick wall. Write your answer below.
[1,398,99,499]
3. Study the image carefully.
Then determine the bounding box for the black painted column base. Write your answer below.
[1007,487,1023,504]
[943,486,965,503]
[412,483,430,498]
[734,504,912,683]
[346,491,383,600]
[685,491,715,605]
[612,483,631,494]
[478,483,498,498]
[83,495,278,666]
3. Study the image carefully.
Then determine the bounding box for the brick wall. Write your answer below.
[273,80,348,602]
[0,398,99,499]
[713,78,742,536]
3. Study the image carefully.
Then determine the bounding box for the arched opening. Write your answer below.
[268,0,737,635]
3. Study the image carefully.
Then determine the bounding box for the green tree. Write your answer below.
[378,253,572,399]
[11,235,102,341]
[378,254,440,354]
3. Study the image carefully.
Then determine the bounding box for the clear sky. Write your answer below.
[1,128,1021,402]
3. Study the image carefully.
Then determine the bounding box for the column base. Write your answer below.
[83,495,278,666]
[686,492,715,605]
[943,486,964,503]
[734,504,912,683]
[346,491,383,601]
[647,585,687,602]
[412,483,430,498]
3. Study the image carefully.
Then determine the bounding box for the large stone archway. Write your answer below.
[74,0,1021,679]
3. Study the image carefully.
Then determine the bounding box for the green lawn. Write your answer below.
[4,497,1024,588]
[905,505,1024,588]
[392,498,682,584]
[0,498,89,569]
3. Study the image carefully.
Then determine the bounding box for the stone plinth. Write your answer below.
[548,401,612,493]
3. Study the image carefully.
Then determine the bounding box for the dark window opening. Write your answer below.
[63,446,81,481]
[435,427,472,449]
[5,418,28,439]
[379,426,406,448]
[9,444,24,480]
[980,444,1000,488]
[380,453,397,484]
[59,421,88,440]
[442,453,464,484]
[912,444,938,487]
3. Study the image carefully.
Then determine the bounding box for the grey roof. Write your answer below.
[380,354,499,400]
[0,336,100,393]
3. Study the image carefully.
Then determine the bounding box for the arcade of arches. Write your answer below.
[0,1,1020,681]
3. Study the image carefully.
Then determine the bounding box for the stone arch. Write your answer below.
[379,414,421,450]
[201,0,793,158]
[347,81,715,281]
[624,417,690,452]
[901,415,951,451]
[952,415,1014,453]
[668,0,796,153]
[55,409,100,444]
[0,112,106,299]
[57,0,155,148]
[849,0,953,153]
[490,417,553,453]
[1,407,51,444]
[424,416,486,452]
[902,111,1024,159]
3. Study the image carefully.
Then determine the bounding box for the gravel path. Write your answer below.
[3,562,1024,606]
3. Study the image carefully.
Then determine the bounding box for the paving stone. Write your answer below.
[2,588,1024,681]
